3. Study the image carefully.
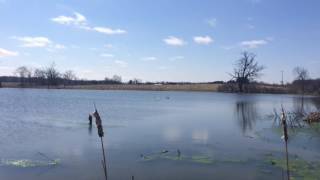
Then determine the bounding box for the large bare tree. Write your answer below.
[15,66,31,86]
[230,52,265,92]
[34,68,46,85]
[45,63,60,87]
[293,66,309,93]
[63,70,76,86]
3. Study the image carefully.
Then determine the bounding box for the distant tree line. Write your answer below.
[0,57,319,95]
[0,63,123,88]
[219,51,320,95]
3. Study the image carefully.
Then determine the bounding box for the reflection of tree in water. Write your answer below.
[293,96,320,115]
[293,96,307,116]
[236,101,258,134]
[311,97,320,111]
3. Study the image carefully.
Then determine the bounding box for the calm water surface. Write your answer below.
[0,88,319,180]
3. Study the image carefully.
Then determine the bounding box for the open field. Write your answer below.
[1,82,295,95]
[1,82,222,92]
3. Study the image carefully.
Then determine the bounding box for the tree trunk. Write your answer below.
[238,82,243,92]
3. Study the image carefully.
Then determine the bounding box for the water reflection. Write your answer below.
[293,96,306,115]
[311,97,320,111]
[192,129,209,144]
[88,124,92,135]
[163,126,182,142]
[235,100,257,134]
[293,96,320,114]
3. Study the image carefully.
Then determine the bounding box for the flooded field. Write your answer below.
[0,88,319,180]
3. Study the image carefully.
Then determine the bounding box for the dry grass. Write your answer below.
[66,84,222,92]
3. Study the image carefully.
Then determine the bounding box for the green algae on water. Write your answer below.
[140,152,248,166]
[266,156,320,180]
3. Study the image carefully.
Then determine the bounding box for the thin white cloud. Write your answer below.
[205,18,217,27]
[52,12,127,36]
[193,36,213,45]
[93,27,127,35]
[163,36,186,46]
[0,48,18,57]
[54,44,66,49]
[221,45,236,50]
[13,36,51,47]
[13,36,66,52]
[51,12,87,26]
[100,53,114,58]
[105,44,113,49]
[158,66,170,70]
[115,60,128,68]
[141,57,157,61]
[240,39,268,49]
[169,56,184,61]
[247,24,255,29]
[266,37,275,41]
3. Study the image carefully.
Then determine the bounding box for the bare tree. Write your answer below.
[45,63,60,87]
[112,75,122,83]
[293,66,309,93]
[230,52,265,92]
[15,66,31,86]
[63,70,76,87]
[34,68,46,85]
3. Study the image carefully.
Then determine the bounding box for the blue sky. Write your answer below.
[0,0,319,83]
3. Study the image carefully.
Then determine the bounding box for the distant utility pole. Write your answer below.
[281,70,284,86]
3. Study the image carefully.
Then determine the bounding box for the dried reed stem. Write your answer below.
[281,106,290,180]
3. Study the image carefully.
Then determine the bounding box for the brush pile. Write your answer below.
[304,112,320,123]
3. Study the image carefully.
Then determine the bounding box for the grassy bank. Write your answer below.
[0,82,221,92]
[1,82,300,95]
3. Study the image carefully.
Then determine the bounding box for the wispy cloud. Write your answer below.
[54,44,66,49]
[13,36,51,47]
[104,44,113,49]
[100,53,114,58]
[12,36,66,52]
[240,39,268,49]
[158,66,170,70]
[51,12,87,26]
[115,60,128,68]
[51,12,127,35]
[193,36,213,45]
[169,56,184,61]
[0,48,18,57]
[93,27,126,35]
[247,24,255,29]
[141,56,157,61]
[205,18,217,27]
[163,36,186,46]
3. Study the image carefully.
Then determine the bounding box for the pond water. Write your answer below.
[0,88,319,180]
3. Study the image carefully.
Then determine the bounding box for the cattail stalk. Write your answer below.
[281,106,290,180]
[93,106,108,180]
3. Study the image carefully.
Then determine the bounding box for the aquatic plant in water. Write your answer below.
[266,155,320,180]
[140,151,248,165]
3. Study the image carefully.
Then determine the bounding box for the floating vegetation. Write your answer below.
[139,150,248,165]
[1,159,60,168]
[265,154,320,180]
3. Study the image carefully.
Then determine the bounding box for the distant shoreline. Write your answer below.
[0,83,221,92]
[0,82,300,95]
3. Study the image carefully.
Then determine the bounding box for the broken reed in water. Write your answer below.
[281,106,290,180]
[92,106,107,180]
